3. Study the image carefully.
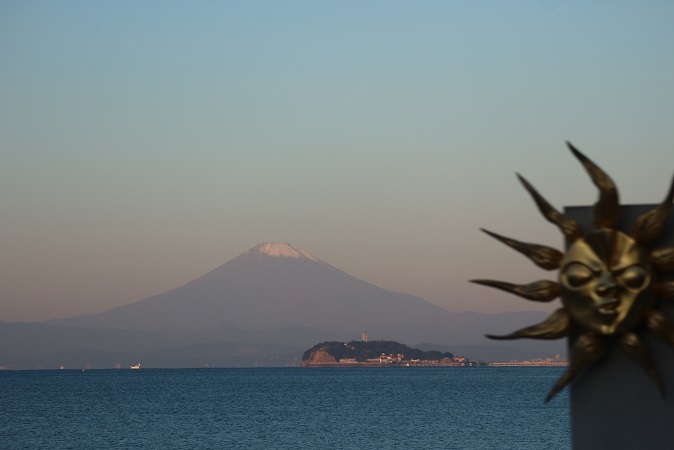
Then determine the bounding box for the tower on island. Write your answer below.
[362,330,368,342]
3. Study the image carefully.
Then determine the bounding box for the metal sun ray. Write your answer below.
[486,308,571,341]
[470,279,560,302]
[631,173,674,244]
[567,142,620,229]
[480,229,562,270]
[545,332,606,402]
[516,173,583,242]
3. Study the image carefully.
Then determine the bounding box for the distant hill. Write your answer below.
[302,340,454,366]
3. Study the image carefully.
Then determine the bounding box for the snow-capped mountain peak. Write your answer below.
[246,242,320,261]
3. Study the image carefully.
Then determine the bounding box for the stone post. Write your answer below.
[565,205,674,450]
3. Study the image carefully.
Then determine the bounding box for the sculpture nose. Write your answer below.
[596,273,619,297]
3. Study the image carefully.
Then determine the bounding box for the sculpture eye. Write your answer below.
[563,263,594,288]
[619,265,647,290]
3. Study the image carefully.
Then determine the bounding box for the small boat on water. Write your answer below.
[130,363,141,369]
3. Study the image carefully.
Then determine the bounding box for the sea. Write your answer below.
[1,367,570,449]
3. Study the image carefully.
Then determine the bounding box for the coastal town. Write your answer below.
[302,351,567,368]
[304,352,484,367]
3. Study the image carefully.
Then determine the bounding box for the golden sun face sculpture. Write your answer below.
[472,143,674,402]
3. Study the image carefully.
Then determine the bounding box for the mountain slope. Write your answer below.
[46,242,559,350]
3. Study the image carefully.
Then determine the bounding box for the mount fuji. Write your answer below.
[2,243,562,368]
[49,242,551,344]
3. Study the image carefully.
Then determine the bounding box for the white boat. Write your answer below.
[129,363,141,369]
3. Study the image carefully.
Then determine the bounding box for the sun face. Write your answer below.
[472,142,674,401]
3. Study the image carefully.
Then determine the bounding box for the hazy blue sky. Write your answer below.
[2,1,674,322]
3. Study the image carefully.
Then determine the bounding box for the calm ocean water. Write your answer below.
[1,367,569,449]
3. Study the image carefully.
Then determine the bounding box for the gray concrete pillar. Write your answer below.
[565,205,674,450]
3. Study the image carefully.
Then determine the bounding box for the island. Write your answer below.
[301,340,483,367]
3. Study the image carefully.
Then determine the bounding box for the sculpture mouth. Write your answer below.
[597,299,620,315]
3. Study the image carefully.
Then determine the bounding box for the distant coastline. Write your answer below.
[487,356,568,367]
[301,339,567,368]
